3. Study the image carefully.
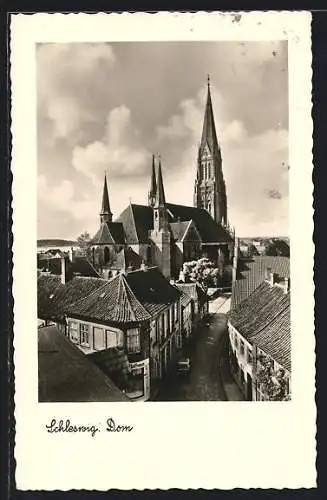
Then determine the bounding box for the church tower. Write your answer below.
[194,76,227,226]
[150,157,171,278]
[148,154,157,208]
[100,173,113,223]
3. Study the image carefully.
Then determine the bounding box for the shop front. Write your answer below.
[126,358,150,402]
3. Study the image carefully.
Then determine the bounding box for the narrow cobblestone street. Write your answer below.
[155,304,243,401]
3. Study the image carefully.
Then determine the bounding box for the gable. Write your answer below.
[182,221,202,243]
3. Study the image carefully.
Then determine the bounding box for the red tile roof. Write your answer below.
[65,273,151,323]
[230,281,291,372]
[38,326,129,402]
[115,202,233,245]
[64,267,181,324]
[37,274,106,321]
[91,221,125,245]
[231,256,290,309]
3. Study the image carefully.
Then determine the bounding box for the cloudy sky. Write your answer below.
[37,41,289,239]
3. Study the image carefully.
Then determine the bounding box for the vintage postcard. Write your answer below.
[11,11,315,490]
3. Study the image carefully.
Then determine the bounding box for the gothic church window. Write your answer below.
[104,246,110,264]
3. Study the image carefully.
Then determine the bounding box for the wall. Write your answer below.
[228,321,254,400]
[67,317,124,353]
[127,358,150,402]
[149,300,181,392]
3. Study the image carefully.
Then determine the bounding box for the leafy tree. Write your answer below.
[181,258,220,289]
[256,353,290,401]
[76,231,92,258]
[264,239,290,257]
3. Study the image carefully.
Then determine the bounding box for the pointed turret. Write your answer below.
[150,156,171,278]
[155,157,166,207]
[148,154,157,207]
[194,76,228,226]
[200,75,219,154]
[100,173,112,223]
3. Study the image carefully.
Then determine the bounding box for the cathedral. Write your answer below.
[90,78,235,280]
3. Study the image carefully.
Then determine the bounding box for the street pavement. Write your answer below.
[155,310,243,401]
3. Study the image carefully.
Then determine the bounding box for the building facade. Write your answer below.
[90,78,234,281]
[228,274,291,401]
[38,266,183,402]
[193,76,228,226]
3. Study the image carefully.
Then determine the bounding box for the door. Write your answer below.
[246,374,253,401]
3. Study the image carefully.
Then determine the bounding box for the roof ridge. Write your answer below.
[63,280,109,312]
[116,273,150,321]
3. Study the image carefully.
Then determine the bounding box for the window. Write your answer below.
[171,305,175,330]
[175,302,179,321]
[166,309,170,334]
[127,328,141,353]
[80,323,89,346]
[126,367,144,399]
[69,322,79,343]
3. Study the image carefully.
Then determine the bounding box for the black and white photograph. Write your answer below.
[11,12,315,490]
[36,39,290,403]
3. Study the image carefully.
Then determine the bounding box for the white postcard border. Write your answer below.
[11,11,315,490]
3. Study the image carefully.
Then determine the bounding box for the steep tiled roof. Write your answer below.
[89,348,131,389]
[125,267,182,317]
[65,273,151,323]
[200,81,219,154]
[116,202,232,245]
[170,220,193,242]
[230,281,291,372]
[38,326,129,402]
[38,274,64,320]
[231,256,290,309]
[166,203,233,243]
[91,221,125,245]
[116,204,153,244]
[37,274,106,321]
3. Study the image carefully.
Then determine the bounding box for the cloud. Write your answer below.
[38,175,98,222]
[154,88,289,236]
[36,41,288,238]
[72,105,151,185]
[37,43,116,143]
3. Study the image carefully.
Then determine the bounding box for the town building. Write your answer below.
[37,265,182,401]
[228,271,291,401]
[90,78,234,281]
[38,325,129,402]
[231,255,290,309]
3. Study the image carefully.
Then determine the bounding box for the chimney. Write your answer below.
[60,256,66,284]
[232,237,239,284]
[283,276,290,293]
[68,247,75,262]
[140,260,148,272]
[267,270,278,286]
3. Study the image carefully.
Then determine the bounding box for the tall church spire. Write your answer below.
[155,157,166,207]
[100,173,112,223]
[200,74,219,154]
[148,154,157,207]
[194,77,227,226]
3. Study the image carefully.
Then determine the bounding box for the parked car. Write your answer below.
[177,357,191,375]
